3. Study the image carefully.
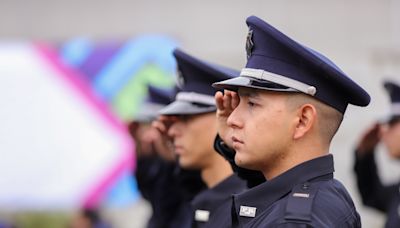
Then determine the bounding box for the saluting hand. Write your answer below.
[128,121,156,157]
[215,90,240,148]
[356,123,382,156]
[152,115,178,161]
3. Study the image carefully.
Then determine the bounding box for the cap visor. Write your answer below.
[133,112,157,123]
[213,76,295,92]
[133,103,164,122]
[159,100,216,115]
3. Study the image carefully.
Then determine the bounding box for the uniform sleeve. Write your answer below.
[135,156,163,201]
[136,158,192,228]
[213,134,265,188]
[135,158,180,211]
[353,149,398,212]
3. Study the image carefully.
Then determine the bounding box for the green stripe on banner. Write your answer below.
[112,64,174,121]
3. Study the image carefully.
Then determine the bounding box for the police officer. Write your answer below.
[354,81,400,228]
[155,49,248,228]
[128,85,206,228]
[213,15,370,227]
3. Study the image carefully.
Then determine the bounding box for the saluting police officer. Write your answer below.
[354,80,400,228]
[213,15,370,227]
[154,49,248,228]
[128,85,206,228]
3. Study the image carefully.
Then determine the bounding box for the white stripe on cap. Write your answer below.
[391,103,400,115]
[240,68,317,96]
[176,92,216,106]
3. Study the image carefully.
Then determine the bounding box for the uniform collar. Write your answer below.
[233,154,334,223]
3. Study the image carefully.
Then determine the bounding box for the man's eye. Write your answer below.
[178,115,192,122]
[247,101,256,107]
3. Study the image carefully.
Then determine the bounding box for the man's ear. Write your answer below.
[293,104,317,140]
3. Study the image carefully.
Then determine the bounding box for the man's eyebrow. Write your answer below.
[238,89,260,99]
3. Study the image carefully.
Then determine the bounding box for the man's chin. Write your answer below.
[235,153,259,170]
[234,154,254,170]
[179,159,199,170]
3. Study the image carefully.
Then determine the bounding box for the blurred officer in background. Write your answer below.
[354,80,400,228]
[128,85,206,228]
[213,15,370,227]
[154,49,247,228]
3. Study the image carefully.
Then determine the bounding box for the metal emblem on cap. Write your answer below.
[176,69,185,89]
[246,30,254,60]
[239,205,257,218]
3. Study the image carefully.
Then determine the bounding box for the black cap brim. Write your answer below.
[159,100,216,116]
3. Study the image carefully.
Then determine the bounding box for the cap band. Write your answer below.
[176,92,216,106]
[240,68,317,96]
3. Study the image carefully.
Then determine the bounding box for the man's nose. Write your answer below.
[227,104,244,129]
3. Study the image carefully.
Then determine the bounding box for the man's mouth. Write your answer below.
[231,136,244,148]
[173,144,184,154]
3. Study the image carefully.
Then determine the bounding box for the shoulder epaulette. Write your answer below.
[284,182,319,223]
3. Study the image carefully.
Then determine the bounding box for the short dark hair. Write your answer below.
[285,93,344,144]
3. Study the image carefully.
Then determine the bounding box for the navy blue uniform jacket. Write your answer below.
[135,157,206,228]
[231,154,361,227]
[191,174,247,228]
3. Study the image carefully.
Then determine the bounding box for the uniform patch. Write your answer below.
[239,205,257,218]
[293,193,310,198]
[195,209,210,222]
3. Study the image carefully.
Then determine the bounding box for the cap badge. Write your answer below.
[176,69,185,89]
[246,30,254,59]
